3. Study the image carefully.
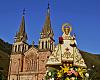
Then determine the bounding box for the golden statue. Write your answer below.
[62,23,72,35]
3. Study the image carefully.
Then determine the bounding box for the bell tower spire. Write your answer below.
[12,9,28,54]
[15,9,27,42]
[39,3,55,51]
[41,3,54,38]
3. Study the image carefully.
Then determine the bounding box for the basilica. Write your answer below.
[8,4,89,80]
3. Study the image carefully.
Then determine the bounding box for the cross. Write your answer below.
[48,2,50,9]
[23,8,26,15]
[65,47,69,51]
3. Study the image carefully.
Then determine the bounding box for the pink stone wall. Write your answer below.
[38,51,50,73]
[9,48,51,80]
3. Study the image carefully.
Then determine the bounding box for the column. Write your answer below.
[20,44,23,52]
[39,40,42,49]
[44,41,46,49]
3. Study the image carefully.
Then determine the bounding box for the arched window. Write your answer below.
[33,61,35,71]
[25,45,26,50]
[32,59,34,70]
[31,59,37,71]
[22,45,24,52]
[42,41,44,49]
[15,45,17,52]
[34,61,37,71]
[29,60,31,70]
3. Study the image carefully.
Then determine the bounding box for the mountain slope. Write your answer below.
[80,50,100,79]
[0,50,10,79]
[0,39,12,54]
[0,39,11,79]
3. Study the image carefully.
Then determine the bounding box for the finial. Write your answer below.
[48,2,50,9]
[47,2,50,15]
[23,8,26,15]
[48,0,50,8]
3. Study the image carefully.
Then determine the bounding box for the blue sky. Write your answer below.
[0,0,100,54]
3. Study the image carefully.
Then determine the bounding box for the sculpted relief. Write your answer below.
[24,52,38,72]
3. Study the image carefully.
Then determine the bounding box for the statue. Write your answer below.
[45,23,88,80]
[59,23,76,45]
[62,23,72,40]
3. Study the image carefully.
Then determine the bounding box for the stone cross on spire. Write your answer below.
[47,3,50,15]
[23,8,26,15]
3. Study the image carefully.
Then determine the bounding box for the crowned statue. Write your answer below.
[45,23,89,80]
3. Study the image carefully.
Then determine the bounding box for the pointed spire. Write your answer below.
[19,8,26,35]
[41,3,54,38]
[15,10,27,42]
[19,16,25,35]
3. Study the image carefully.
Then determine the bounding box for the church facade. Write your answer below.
[8,4,55,80]
[8,4,89,80]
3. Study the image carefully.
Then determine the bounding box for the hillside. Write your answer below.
[0,39,100,80]
[0,39,12,54]
[0,50,10,79]
[0,39,11,79]
[80,51,100,80]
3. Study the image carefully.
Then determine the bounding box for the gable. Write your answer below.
[24,46,38,56]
